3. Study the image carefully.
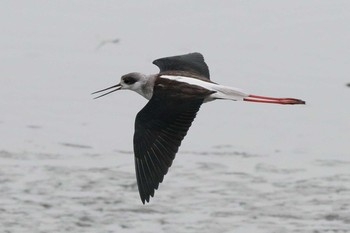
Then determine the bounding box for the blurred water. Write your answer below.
[1,149,349,233]
[0,1,349,232]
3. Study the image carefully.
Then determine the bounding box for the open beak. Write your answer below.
[244,94,305,105]
[92,83,122,99]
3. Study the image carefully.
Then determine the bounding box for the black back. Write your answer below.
[153,52,210,80]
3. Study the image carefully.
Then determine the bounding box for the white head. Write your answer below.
[92,72,154,99]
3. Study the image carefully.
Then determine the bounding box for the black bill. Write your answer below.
[92,83,122,99]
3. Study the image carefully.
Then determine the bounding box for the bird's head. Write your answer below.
[92,72,147,99]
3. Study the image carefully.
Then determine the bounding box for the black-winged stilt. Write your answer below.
[93,53,305,204]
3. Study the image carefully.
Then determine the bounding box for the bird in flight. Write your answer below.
[92,52,305,204]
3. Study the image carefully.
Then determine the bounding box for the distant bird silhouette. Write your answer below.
[95,38,120,50]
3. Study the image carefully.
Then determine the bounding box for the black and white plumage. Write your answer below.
[92,52,305,204]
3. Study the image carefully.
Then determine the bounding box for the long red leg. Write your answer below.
[244,94,305,105]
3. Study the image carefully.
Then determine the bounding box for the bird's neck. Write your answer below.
[134,74,156,100]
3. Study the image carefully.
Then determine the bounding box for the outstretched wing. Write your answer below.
[153,52,210,80]
[133,83,206,204]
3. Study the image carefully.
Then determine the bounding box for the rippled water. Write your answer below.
[1,148,349,233]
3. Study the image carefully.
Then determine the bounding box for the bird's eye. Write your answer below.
[123,77,136,85]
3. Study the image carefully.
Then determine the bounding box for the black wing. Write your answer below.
[133,85,206,204]
[153,52,210,80]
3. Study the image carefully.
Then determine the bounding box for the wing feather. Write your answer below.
[134,93,204,203]
[153,52,210,80]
